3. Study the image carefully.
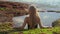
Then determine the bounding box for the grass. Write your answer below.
[0,22,60,34]
[8,27,60,34]
[0,22,59,34]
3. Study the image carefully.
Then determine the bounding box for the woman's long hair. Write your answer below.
[29,5,39,27]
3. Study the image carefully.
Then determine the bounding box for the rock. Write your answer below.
[0,1,29,22]
[52,19,60,27]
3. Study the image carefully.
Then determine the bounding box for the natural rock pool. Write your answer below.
[12,12,60,29]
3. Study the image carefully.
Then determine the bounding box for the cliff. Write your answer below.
[0,1,29,22]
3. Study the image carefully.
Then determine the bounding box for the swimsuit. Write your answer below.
[28,24,37,29]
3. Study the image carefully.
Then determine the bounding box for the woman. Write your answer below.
[20,5,43,29]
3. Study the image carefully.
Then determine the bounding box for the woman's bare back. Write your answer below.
[25,15,41,29]
[20,6,43,30]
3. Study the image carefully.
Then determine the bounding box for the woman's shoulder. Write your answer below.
[25,17,29,20]
[24,17,29,21]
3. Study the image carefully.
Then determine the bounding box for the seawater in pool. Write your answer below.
[12,12,60,29]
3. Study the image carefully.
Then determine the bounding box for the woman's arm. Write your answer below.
[20,17,27,29]
[38,18,51,29]
[38,18,44,28]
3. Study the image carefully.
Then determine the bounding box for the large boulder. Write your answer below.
[52,19,60,27]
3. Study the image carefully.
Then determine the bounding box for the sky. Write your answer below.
[4,0,60,6]
[8,0,60,6]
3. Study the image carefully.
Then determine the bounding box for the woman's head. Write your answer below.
[29,6,37,14]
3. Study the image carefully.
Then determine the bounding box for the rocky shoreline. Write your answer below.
[0,1,29,22]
